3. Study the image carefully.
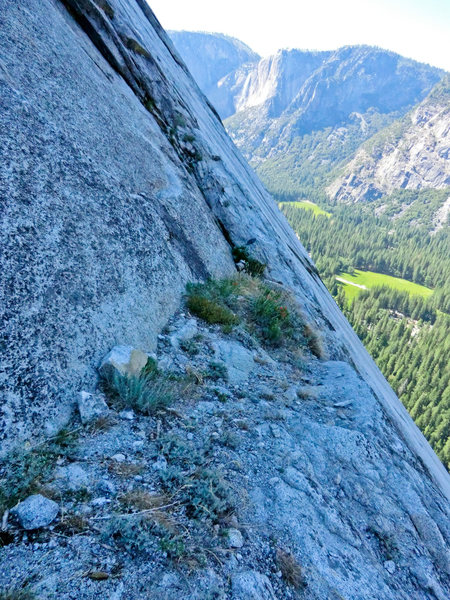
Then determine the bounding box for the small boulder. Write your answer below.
[213,341,255,385]
[12,494,59,530]
[99,346,149,379]
[384,560,396,574]
[231,571,276,600]
[119,409,135,421]
[170,319,198,349]
[53,463,90,492]
[97,479,116,495]
[77,391,109,425]
[226,528,244,548]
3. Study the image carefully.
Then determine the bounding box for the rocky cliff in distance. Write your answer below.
[170,32,445,204]
[169,30,260,119]
[327,76,450,206]
[1,3,450,599]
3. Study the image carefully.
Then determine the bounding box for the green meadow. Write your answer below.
[337,269,434,302]
[279,200,331,217]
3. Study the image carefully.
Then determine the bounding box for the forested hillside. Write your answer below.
[281,201,450,468]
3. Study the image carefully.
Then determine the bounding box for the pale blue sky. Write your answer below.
[149,0,450,71]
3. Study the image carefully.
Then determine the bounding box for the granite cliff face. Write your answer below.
[168,30,260,119]
[327,76,450,204]
[1,3,450,599]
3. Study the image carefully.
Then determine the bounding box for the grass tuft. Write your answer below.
[276,548,305,589]
[186,275,325,353]
[187,295,239,327]
[108,461,144,479]
[102,360,189,415]
[124,37,150,58]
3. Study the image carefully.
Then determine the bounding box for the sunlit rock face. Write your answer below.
[328,77,450,203]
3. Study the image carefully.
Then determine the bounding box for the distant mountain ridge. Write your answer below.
[170,31,448,228]
[168,30,260,116]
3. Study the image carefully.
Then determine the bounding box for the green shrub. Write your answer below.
[185,468,234,520]
[102,368,180,415]
[182,133,196,143]
[161,466,234,522]
[232,246,266,277]
[124,38,150,58]
[187,295,238,326]
[251,288,293,344]
[158,435,234,522]
[0,429,78,515]
[185,275,325,354]
[102,514,155,556]
[205,361,227,381]
[179,336,202,355]
[159,535,186,559]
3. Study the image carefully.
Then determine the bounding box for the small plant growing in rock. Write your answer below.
[205,361,228,381]
[55,513,90,536]
[367,525,399,561]
[219,431,240,449]
[183,468,234,521]
[0,429,78,514]
[124,37,151,58]
[102,514,157,556]
[185,275,323,354]
[102,360,188,416]
[182,133,196,143]
[303,323,326,359]
[120,489,178,532]
[157,434,234,522]
[186,295,239,327]
[94,0,114,18]
[232,246,266,277]
[159,535,186,559]
[276,548,305,589]
[179,336,202,356]
[251,288,293,344]
[108,461,144,478]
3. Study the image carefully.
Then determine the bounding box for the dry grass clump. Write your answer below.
[108,461,144,478]
[276,548,305,589]
[297,386,319,401]
[87,413,118,433]
[120,490,168,511]
[303,323,326,359]
[119,490,177,532]
[56,513,90,536]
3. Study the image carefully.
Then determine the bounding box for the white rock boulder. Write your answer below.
[99,346,149,379]
[77,391,109,425]
[12,494,59,530]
